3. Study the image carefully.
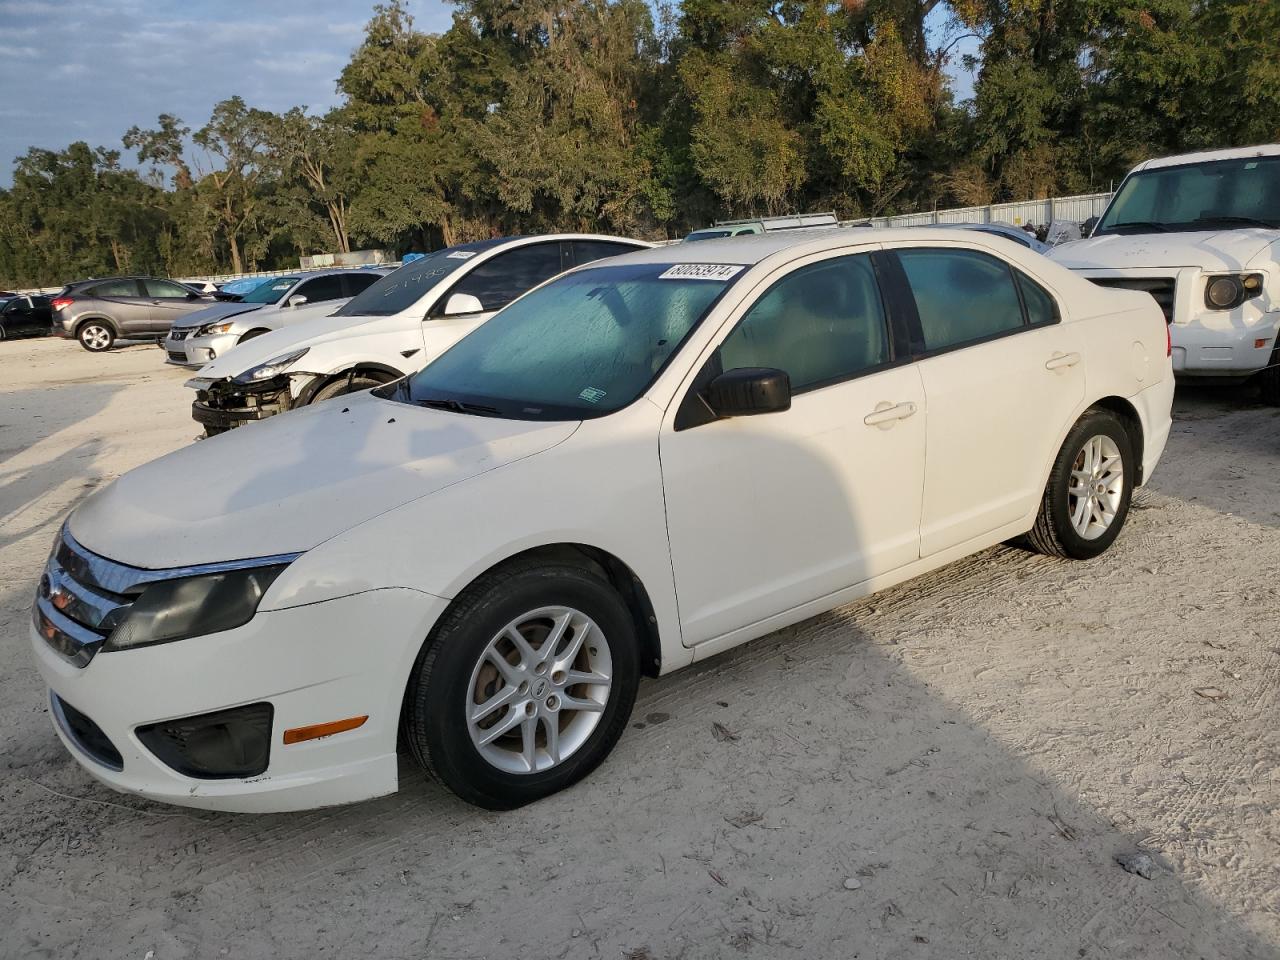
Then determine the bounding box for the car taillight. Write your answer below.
[1166,324,1172,357]
[51,297,74,311]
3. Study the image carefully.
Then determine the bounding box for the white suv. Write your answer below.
[185,235,649,434]
[1050,144,1280,402]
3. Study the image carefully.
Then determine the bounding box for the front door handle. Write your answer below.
[1045,351,1081,371]
[864,401,918,428]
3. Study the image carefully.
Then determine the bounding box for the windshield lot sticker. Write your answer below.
[658,263,744,281]
[578,387,607,403]
[447,251,478,259]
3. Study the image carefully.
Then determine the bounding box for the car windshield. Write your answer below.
[391,261,742,420]
[1096,155,1280,235]
[335,239,506,317]
[241,277,300,304]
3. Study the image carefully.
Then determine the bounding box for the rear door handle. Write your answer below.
[864,401,918,428]
[1045,351,1081,371]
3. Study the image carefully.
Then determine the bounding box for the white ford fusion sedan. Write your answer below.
[31,229,1173,812]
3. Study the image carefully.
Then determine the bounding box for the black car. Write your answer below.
[0,295,53,340]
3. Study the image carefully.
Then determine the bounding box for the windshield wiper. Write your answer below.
[1187,215,1280,230]
[415,396,503,417]
[1101,221,1170,234]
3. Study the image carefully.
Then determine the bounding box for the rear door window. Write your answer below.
[91,279,143,298]
[570,240,644,267]
[896,248,1025,352]
[293,274,346,304]
[342,272,382,297]
[143,279,193,299]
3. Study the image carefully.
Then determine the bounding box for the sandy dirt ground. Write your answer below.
[1,336,1277,960]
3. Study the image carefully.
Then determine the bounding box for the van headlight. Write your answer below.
[234,347,309,384]
[105,565,290,651]
[1204,273,1264,310]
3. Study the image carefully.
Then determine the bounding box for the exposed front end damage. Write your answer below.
[189,375,301,436]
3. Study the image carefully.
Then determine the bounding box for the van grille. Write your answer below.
[1087,277,1176,323]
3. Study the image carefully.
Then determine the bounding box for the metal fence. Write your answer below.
[864,191,1114,229]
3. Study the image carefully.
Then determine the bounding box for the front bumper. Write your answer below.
[30,587,448,813]
[1169,310,1280,379]
[165,331,237,368]
[189,374,296,432]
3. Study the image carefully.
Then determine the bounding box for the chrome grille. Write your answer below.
[35,530,144,668]
[1088,276,1176,324]
[170,328,190,341]
[33,525,302,668]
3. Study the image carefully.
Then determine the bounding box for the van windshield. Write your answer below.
[335,239,507,316]
[387,261,743,420]
[1096,155,1280,235]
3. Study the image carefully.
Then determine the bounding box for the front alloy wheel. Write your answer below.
[403,559,639,809]
[467,606,613,775]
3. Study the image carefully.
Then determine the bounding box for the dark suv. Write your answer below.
[0,295,53,339]
[51,277,214,351]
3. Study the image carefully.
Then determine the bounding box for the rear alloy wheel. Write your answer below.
[1026,409,1134,560]
[78,322,114,352]
[403,560,639,809]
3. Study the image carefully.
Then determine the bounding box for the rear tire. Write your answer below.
[77,321,114,352]
[1258,346,1280,405]
[1026,409,1134,560]
[403,559,640,810]
[309,373,386,404]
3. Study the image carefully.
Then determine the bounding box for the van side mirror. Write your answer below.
[442,293,484,317]
[706,367,791,417]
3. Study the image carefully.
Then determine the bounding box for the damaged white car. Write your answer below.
[184,235,648,435]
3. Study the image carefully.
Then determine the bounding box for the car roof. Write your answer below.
[1135,143,1280,172]
[581,226,1024,267]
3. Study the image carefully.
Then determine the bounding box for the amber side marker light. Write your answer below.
[283,715,368,745]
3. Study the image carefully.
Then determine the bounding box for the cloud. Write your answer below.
[0,0,455,184]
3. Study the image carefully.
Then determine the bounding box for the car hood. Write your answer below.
[1049,229,1278,271]
[172,301,264,330]
[194,311,393,380]
[69,391,578,568]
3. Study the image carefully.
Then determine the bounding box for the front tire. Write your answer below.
[403,559,640,810]
[1026,409,1134,560]
[309,374,386,404]
[77,322,114,352]
[1258,346,1280,405]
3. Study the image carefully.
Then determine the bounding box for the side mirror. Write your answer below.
[287,294,308,308]
[442,292,484,317]
[706,367,791,418]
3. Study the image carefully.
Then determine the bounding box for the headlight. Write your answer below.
[1204,273,1264,310]
[198,321,237,336]
[233,347,309,384]
[105,565,289,651]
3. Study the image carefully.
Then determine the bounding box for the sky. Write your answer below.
[0,0,977,188]
[0,0,454,185]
